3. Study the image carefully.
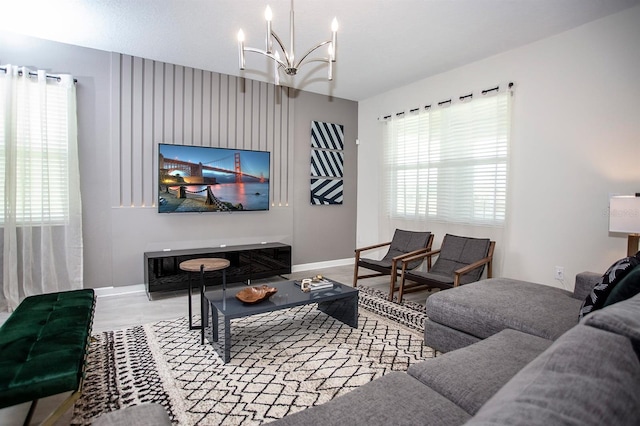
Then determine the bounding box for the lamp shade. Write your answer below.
[609,196,640,233]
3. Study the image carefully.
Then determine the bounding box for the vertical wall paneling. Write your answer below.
[173,66,184,143]
[183,67,193,145]
[211,72,221,146]
[259,82,268,152]
[202,71,211,145]
[287,87,294,205]
[251,81,260,150]
[111,54,293,208]
[110,53,122,207]
[142,59,155,207]
[243,79,251,150]
[193,69,203,146]
[152,62,164,207]
[274,86,282,206]
[266,84,275,204]
[131,56,144,207]
[231,77,244,148]
[219,74,229,147]
[120,55,133,207]
[163,64,174,146]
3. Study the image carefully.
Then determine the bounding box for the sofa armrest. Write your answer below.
[573,271,600,300]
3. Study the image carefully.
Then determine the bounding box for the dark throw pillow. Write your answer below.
[579,254,640,319]
[603,264,640,308]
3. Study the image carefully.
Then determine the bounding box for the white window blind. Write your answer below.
[383,91,511,226]
[0,71,71,225]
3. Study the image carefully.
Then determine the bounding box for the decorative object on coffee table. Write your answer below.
[236,285,278,304]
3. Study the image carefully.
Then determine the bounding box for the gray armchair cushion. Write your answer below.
[361,230,431,271]
[429,234,490,284]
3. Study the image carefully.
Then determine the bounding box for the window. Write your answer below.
[383,91,511,226]
[0,71,73,225]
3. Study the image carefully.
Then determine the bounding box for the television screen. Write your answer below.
[158,143,270,213]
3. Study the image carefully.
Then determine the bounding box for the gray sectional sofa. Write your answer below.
[423,272,599,353]
[272,272,640,425]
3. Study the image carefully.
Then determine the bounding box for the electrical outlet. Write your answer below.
[555,266,564,281]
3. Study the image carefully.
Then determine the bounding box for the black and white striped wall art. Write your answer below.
[310,121,344,205]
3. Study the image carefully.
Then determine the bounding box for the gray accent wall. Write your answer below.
[0,31,358,289]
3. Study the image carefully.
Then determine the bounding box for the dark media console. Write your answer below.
[144,242,292,298]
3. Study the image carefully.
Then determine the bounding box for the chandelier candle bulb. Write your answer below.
[289,6,295,63]
[237,30,245,69]
[265,6,273,53]
[331,17,338,61]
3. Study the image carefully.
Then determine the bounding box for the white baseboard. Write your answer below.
[291,257,354,273]
[94,284,146,298]
[92,258,354,296]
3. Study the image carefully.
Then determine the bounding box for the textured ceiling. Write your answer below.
[1,0,638,101]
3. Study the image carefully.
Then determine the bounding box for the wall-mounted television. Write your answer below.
[158,143,270,213]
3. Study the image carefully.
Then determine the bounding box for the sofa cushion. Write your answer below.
[584,292,640,356]
[466,324,640,426]
[579,254,640,318]
[424,318,482,353]
[408,329,551,415]
[270,371,472,426]
[426,278,581,341]
[572,271,601,300]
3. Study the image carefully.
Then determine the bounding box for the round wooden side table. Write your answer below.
[179,258,230,344]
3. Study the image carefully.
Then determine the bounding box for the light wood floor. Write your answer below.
[0,263,434,425]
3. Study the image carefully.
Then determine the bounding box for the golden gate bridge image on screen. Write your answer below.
[158,146,270,213]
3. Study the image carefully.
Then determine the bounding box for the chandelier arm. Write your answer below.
[298,57,331,65]
[294,40,333,69]
[243,47,289,69]
[269,32,293,66]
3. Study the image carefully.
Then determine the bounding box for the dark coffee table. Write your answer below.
[203,279,358,363]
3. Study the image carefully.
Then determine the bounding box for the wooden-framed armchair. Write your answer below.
[353,229,434,291]
[395,234,495,302]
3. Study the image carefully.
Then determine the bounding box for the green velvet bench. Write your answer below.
[0,289,96,425]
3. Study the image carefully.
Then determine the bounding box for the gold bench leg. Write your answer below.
[39,390,81,426]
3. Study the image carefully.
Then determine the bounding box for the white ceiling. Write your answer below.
[2,0,639,101]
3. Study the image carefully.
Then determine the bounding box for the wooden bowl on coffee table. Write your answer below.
[236,285,278,304]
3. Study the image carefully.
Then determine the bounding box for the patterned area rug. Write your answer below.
[72,290,432,425]
[356,284,429,330]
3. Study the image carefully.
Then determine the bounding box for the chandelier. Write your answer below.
[237,1,338,85]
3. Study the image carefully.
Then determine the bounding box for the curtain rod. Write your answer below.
[0,66,77,84]
[379,81,514,121]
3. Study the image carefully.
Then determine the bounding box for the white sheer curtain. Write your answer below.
[0,65,83,311]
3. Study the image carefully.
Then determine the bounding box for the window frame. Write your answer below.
[383,91,511,227]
